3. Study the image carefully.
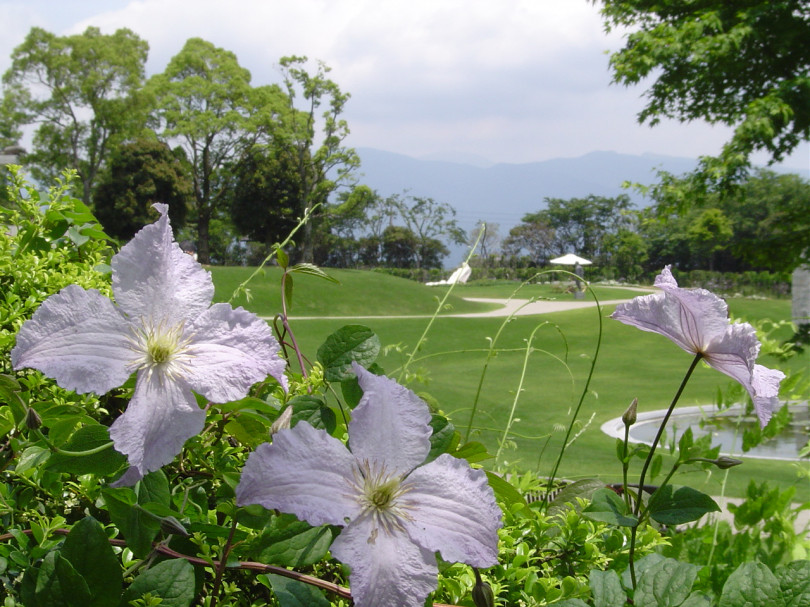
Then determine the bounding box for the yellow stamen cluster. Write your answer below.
[353,460,414,542]
[128,320,192,381]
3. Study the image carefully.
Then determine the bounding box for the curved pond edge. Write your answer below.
[601,403,808,462]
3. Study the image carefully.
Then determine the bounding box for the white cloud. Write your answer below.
[0,0,807,171]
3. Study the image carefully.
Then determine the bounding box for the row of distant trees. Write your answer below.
[465,168,810,282]
[0,26,469,269]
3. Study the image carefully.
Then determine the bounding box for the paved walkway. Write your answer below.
[450,297,635,318]
[288,288,654,320]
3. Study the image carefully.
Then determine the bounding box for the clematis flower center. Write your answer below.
[129,320,192,380]
[354,461,414,540]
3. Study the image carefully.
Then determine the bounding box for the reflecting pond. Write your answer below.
[601,404,809,460]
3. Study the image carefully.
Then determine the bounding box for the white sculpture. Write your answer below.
[426,262,472,286]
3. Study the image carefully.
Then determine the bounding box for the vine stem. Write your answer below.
[494,322,546,464]
[279,271,308,382]
[633,352,703,517]
[209,516,238,607]
[0,528,464,607]
[541,273,603,506]
[628,352,703,589]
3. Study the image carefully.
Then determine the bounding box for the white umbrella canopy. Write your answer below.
[549,253,592,265]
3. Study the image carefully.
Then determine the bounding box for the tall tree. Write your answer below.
[502,218,556,265]
[277,56,360,263]
[228,143,306,249]
[149,38,287,263]
[1,27,149,202]
[93,137,192,241]
[595,0,810,177]
[395,195,466,270]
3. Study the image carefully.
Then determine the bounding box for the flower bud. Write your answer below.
[472,568,495,607]
[270,406,293,435]
[714,456,743,469]
[622,398,638,426]
[25,407,42,430]
[160,515,190,537]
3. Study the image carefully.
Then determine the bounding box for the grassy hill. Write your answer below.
[210,266,500,317]
[209,268,807,499]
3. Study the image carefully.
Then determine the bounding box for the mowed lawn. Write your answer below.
[211,267,809,500]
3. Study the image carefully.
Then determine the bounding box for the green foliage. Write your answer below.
[228,143,307,248]
[597,0,810,175]
[93,137,192,241]
[0,167,112,366]
[276,56,360,264]
[1,27,149,201]
[638,168,810,273]
[149,37,288,263]
[2,171,808,607]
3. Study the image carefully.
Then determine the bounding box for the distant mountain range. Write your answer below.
[352,147,808,266]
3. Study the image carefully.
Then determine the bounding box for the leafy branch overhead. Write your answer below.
[596,0,810,177]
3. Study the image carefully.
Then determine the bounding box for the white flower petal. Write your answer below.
[111,203,213,325]
[108,371,205,485]
[349,363,432,475]
[614,267,784,429]
[236,422,362,526]
[331,517,438,607]
[751,364,785,427]
[613,266,730,355]
[11,285,133,394]
[402,454,501,567]
[185,303,287,400]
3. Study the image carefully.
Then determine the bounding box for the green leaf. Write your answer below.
[61,517,121,607]
[720,562,785,607]
[0,374,26,423]
[16,445,50,474]
[103,488,156,558]
[549,479,610,516]
[583,488,638,528]
[276,248,289,269]
[680,593,713,607]
[261,573,331,607]
[453,441,493,464]
[102,471,170,557]
[289,263,339,283]
[589,569,626,607]
[648,485,720,525]
[225,415,273,448]
[554,600,590,607]
[253,514,335,568]
[317,325,380,382]
[634,557,699,607]
[284,273,294,310]
[34,551,93,607]
[485,471,527,508]
[120,559,196,607]
[66,225,90,246]
[138,469,171,507]
[427,414,457,462]
[289,396,337,434]
[340,376,363,409]
[47,425,126,476]
[776,560,810,606]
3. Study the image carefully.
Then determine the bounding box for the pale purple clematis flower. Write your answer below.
[236,362,501,607]
[611,265,783,427]
[12,204,287,485]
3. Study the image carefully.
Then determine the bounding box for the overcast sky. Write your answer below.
[1,0,808,171]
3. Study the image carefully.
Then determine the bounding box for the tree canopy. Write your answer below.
[595,0,810,177]
[148,38,288,263]
[93,137,192,241]
[1,26,149,202]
